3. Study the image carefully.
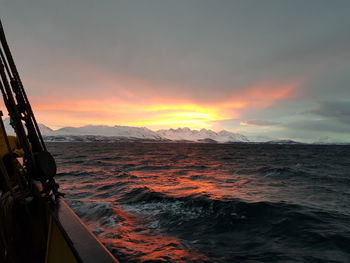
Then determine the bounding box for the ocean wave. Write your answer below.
[52,142,350,263]
[68,200,119,228]
[256,166,310,178]
[119,188,350,242]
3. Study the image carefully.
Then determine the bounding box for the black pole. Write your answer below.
[0,19,60,198]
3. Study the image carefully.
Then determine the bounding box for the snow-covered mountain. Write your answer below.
[51,125,163,140]
[3,119,348,144]
[3,118,53,136]
[38,124,54,135]
[3,118,15,135]
[156,127,249,143]
[48,126,248,143]
[265,139,302,144]
[3,118,249,143]
[3,118,163,140]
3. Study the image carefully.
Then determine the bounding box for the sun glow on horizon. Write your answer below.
[22,77,301,130]
[33,101,235,130]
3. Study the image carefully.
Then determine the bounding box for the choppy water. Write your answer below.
[47,142,350,263]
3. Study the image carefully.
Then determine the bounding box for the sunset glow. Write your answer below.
[28,79,301,131]
[2,0,349,142]
[1,2,350,263]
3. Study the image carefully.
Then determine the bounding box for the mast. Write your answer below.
[0,19,60,198]
[0,20,119,263]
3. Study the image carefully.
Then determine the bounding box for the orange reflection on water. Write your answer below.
[131,168,254,202]
[101,208,210,263]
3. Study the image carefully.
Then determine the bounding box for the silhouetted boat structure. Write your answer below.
[0,20,119,263]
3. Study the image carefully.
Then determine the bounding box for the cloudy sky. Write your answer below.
[1,0,350,142]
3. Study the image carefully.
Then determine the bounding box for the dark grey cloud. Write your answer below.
[1,0,350,141]
[310,101,350,123]
[2,0,350,102]
[285,119,350,134]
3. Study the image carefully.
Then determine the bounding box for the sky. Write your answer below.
[1,0,350,142]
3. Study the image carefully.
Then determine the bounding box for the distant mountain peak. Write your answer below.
[51,124,162,139]
[3,118,53,136]
[156,127,248,143]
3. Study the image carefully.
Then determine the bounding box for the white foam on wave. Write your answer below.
[122,201,205,220]
[68,200,119,229]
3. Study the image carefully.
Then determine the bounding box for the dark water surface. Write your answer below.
[47,142,350,263]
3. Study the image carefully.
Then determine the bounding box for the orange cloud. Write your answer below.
[11,61,303,130]
[238,81,301,107]
[240,121,253,126]
[33,99,234,129]
[30,82,300,130]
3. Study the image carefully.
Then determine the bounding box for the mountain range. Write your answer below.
[3,118,347,144]
[157,128,248,142]
[3,119,249,143]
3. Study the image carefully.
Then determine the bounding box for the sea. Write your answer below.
[47,142,350,263]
